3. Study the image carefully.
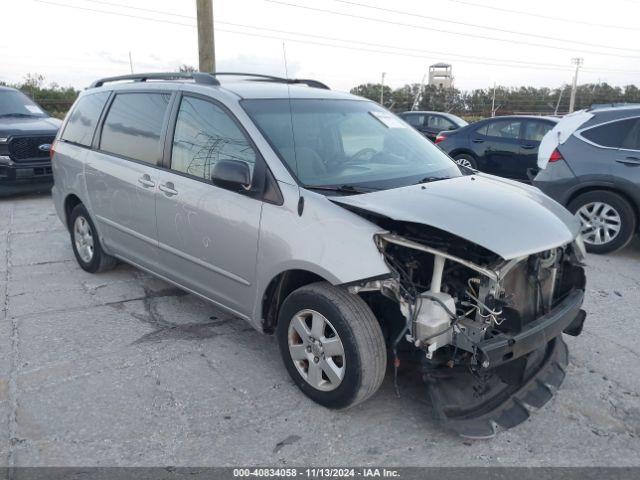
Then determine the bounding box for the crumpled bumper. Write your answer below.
[478,289,585,369]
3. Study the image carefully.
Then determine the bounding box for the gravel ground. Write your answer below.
[0,193,639,467]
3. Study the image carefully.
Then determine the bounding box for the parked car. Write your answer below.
[398,110,467,142]
[0,86,61,194]
[436,115,558,182]
[534,105,640,254]
[51,72,586,437]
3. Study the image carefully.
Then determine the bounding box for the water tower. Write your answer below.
[428,63,453,89]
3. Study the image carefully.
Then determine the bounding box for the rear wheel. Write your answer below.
[70,204,118,273]
[276,282,387,409]
[453,153,477,170]
[568,190,636,254]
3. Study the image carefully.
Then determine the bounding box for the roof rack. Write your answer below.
[89,71,330,90]
[588,102,640,111]
[213,72,330,90]
[89,72,219,88]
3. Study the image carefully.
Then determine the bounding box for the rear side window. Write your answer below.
[622,119,640,150]
[427,115,455,130]
[100,93,171,164]
[402,114,425,128]
[170,96,257,181]
[477,120,521,139]
[523,121,554,142]
[61,92,109,147]
[581,118,637,148]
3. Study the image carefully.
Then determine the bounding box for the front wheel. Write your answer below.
[453,154,477,170]
[276,282,387,409]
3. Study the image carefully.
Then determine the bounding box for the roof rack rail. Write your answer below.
[89,72,219,88]
[213,72,330,90]
[88,71,329,90]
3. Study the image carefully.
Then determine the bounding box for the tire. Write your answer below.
[276,282,387,409]
[568,190,636,254]
[453,153,477,170]
[69,204,118,273]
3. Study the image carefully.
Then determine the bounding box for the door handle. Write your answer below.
[137,175,156,188]
[616,156,640,166]
[159,182,178,196]
[472,138,484,143]
[521,144,536,150]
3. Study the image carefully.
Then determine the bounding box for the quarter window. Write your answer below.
[581,118,638,149]
[171,96,257,182]
[477,120,522,139]
[61,92,109,147]
[100,93,171,164]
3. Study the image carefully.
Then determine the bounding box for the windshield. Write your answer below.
[242,99,463,191]
[0,90,47,118]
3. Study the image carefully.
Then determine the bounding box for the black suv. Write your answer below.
[0,86,61,194]
[436,115,558,182]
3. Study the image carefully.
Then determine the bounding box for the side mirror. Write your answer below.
[448,125,458,131]
[211,159,251,190]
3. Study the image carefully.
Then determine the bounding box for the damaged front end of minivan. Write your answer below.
[348,217,586,438]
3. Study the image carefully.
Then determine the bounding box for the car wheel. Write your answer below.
[453,154,477,170]
[70,204,118,273]
[276,282,387,409]
[568,190,636,254]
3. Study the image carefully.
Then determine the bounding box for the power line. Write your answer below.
[32,0,640,76]
[266,0,640,59]
[444,0,640,32]
[31,0,574,73]
[329,0,640,53]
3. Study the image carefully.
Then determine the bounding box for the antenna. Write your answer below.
[282,42,290,80]
[281,42,300,182]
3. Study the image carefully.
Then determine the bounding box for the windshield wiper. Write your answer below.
[304,184,374,194]
[415,176,448,185]
[0,113,42,118]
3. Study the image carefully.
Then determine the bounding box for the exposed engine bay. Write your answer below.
[348,219,587,437]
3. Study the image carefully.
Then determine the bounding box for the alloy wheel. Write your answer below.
[74,216,95,263]
[287,309,346,392]
[455,157,473,168]
[576,201,622,246]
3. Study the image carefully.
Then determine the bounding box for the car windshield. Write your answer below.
[242,99,463,192]
[0,90,47,118]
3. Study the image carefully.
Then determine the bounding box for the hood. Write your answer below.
[330,174,580,260]
[0,116,62,137]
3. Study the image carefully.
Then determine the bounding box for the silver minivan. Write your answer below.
[52,73,587,437]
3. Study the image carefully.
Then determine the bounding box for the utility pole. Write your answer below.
[411,74,426,111]
[380,72,386,106]
[569,57,583,113]
[491,82,496,117]
[128,51,134,74]
[196,0,215,73]
[554,86,565,115]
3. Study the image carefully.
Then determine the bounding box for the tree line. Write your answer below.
[2,73,639,120]
[351,82,640,119]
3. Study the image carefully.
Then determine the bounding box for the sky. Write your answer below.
[2,0,640,93]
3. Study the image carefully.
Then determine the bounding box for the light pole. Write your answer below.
[380,72,386,106]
